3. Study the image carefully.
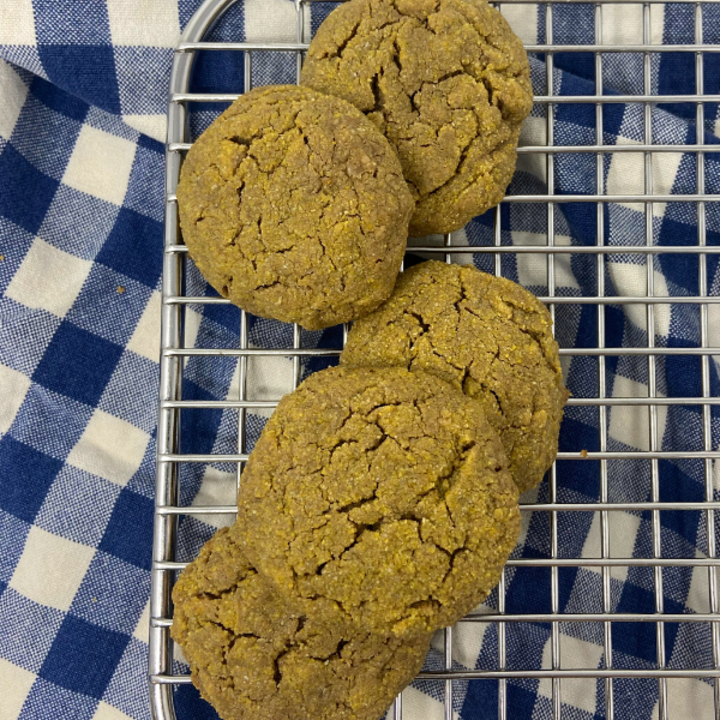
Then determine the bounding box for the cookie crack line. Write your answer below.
[189,615,262,644]
[297,496,472,589]
[273,645,292,687]
[321,17,362,60]
[408,310,430,332]
[291,484,460,567]
[457,273,560,376]
[512,320,563,375]
[195,585,240,602]
[310,638,351,664]
[246,199,353,296]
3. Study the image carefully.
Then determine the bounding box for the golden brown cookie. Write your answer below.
[300,0,533,236]
[340,261,568,493]
[172,526,430,720]
[236,366,520,638]
[177,84,413,330]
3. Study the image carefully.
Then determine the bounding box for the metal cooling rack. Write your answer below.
[150,0,720,718]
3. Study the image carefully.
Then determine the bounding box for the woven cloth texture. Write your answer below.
[1,1,720,719]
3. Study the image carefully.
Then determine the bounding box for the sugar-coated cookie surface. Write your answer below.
[177,84,413,330]
[301,0,533,235]
[172,526,431,720]
[236,366,520,638]
[341,261,568,493]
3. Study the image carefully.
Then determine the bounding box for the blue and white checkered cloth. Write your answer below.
[1,1,720,719]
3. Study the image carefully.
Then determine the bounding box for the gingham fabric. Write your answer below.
[1,1,720,719]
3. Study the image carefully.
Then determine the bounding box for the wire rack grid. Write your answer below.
[149,1,720,719]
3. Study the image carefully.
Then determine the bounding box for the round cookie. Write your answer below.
[340,261,568,493]
[236,366,520,638]
[177,84,413,330]
[172,526,431,720]
[300,0,533,236]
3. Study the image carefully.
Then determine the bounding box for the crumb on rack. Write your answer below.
[117,285,125,294]
[580,449,589,459]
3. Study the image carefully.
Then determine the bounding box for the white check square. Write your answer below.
[67,410,150,487]
[500,4,538,44]
[0,0,36,45]
[658,678,715,720]
[122,114,166,144]
[538,635,603,715]
[10,526,95,612]
[6,236,92,318]
[0,59,29,140]
[582,510,642,584]
[106,0,180,47]
[0,658,36,719]
[398,686,458,720]
[0,363,31,435]
[244,0,303,42]
[62,124,136,206]
[127,291,161,363]
[609,374,668,453]
[190,466,238,530]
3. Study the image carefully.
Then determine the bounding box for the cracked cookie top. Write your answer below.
[172,526,430,720]
[340,261,568,493]
[300,0,533,236]
[236,366,520,638]
[176,84,413,330]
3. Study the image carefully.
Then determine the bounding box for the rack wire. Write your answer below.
[150,1,720,718]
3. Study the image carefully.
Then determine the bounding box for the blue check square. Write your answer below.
[0,300,62,377]
[31,74,88,122]
[70,552,150,635]
[123,137,165,223]
[0,46,44,83]
[124,435,156,500]
[9,384,93,461]
[244,412,268,455]
[0,588,65,673]
[0,437,62,523]
[173,683,224,720]
[11,93,83,182]
[37,45,121,115]
[250,51,296,88]
[66,264,152,347]
[101,638,155,720]
[0,217,35,296]
[98,489,154,571]
[85,105,140,142]
[39,184,120,261]
[100,351,160,435]
[32,321,123,407]
[0,145,59,236]
[40,614,129,699]
[184,351,236,400]
[180,378,224,458]
[35,466,120,547]
[115,47,172,116]
[19,678,97,720]
[176,516,217,564]
[96,207,163,288]
[33,0,112,45]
